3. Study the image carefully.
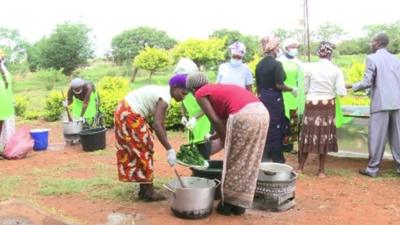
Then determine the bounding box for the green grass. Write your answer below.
[0,176,22,200]
[38,177,113,196]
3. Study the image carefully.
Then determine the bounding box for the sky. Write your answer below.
[1,0,399,55]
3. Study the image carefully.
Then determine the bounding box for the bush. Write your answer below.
[165,100,184,131]
[133,47,170,79]
[343,62,365,84]
[43,91,64,121]
[35,68,66,90]
[14,95,29,117]
[98,76,130,127]
[340,96,370,106]
[23,110,41,120]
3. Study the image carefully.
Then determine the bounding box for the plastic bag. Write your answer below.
[0,116,15,148]
[3,126,33,159]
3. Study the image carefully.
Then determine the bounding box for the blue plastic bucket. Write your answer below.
[30,129,50,151]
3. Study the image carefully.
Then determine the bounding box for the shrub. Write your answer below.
[133,47,170,80]
[35,68,66,90]
[165,100,184,131]
[98,76,130,127]
[23,110,41,120]
[14,95,29,117]
[43,91,64,121]
[247,54,261,75]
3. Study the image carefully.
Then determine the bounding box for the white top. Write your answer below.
[124,85,171,118]
[303,59,347,101]
[216,62,254,88]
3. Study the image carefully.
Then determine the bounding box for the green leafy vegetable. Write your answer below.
[177,144,205,166]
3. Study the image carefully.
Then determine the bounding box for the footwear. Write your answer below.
[232,205,246,215]
[216,201,233,215]
[359,169,378,178]
[141,183,166,202]
[142,191,166,202]
[138,185,145,199]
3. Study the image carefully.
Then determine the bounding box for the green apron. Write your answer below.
[72,91,97,124]
[0,70,14,120]
[335,98,352,128]
[282,60,305,117]
[182,93,211,143]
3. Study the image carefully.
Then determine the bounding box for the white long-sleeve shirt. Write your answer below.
[303,59,347,101]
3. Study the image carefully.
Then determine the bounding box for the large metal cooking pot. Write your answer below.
[164,177,220,219]
[259,162,293,182]
[62,120,83,135]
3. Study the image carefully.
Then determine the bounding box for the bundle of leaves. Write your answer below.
[177,144,205,166]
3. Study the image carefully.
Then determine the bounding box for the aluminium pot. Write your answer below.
[258,162,293,182]
[62,120,83,135]
[164,177,220,219]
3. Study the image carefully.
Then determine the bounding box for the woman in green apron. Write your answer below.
[0,54,15,147]
[182,91,212,159]
[66,78,98,126]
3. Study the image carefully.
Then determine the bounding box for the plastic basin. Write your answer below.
[79,127,106,151]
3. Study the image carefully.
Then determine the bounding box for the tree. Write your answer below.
[272,28,295,42]
[337,38,369,55]
[363,21,400,54]
[209,29,260,62]
[27,22,94,75]
[314,22,346,43]
[111,27,177,64]
[133,47,170,80]
[0,27,28,63]
[172,38,225,70]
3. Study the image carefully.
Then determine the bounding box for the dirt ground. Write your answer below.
[1,121,400,225]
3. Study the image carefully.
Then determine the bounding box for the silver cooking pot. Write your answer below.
[164,177,220,219]
[62,120,83,135]
[258,162,293,182]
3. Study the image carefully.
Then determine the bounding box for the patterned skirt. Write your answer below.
[222,102,269,208]
[298,99,338,154]
[114,100,155,183]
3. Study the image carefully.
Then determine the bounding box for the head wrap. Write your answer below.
[71,78,85,89]
[228,41,246,57]
[261,36,280,54]
[174,58,199,74]
[317,41,335,58]
[169,73,188,88]
[283,38,299,49]
[186,72,208,90]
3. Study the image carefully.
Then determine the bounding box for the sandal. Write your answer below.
[232,205,246,215]
[216,201,233,216]
[142,191,166,202]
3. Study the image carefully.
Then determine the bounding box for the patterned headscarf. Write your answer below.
[317,41,335,58]
[261,36,280,54]
[169,73,188,88]
[186,72,208,91]
[229,41,246,57]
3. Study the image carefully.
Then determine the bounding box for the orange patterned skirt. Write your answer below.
[114,100,154,183]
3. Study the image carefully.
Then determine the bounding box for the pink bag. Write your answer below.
[3,126,34,159]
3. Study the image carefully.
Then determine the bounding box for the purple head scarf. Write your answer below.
[169,73,188,88]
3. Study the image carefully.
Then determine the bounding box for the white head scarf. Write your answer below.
[283,38,299,50]
[71,78,85,89]
[174,58,199,74]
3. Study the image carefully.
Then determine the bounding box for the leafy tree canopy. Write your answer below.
[111,26,176,64]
